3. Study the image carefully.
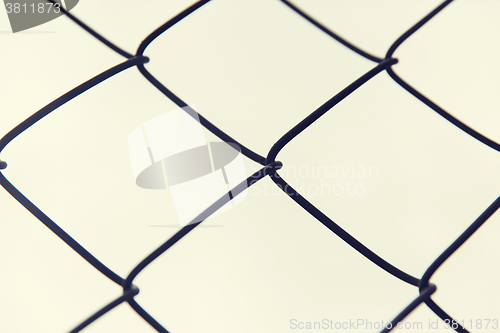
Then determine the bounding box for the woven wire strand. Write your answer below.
[0,1,499,332]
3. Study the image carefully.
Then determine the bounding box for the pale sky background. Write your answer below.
[1,1,500,332]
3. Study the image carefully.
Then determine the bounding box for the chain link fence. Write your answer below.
[1,0,499,332]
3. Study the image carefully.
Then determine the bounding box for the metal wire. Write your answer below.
[1,0,499,332]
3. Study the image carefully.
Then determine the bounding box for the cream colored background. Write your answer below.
[1,0,499,332]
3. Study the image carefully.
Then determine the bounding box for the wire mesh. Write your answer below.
[0,0,499,332]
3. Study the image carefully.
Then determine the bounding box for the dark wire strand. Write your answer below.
[0,57,148,286]
[266,58,397,164]
[122,161,282,292]
[387,68,500,154]
[288,1,496,330]
[380,284,437,333]
[385,0,500,154]
[420,195,500,290]
[279,0,383,63]
[69,286,140,333]
[270,172,420,287]
[425,299,470,333]
[45,0,134,59]
[382,0,500,156]
[0,172,124,286]
[385,0,454,59]
[122,162,281,332]
[136,64,267,165]
[417,196,500,333]
[0,56,148,154]
[128,298,170,333]
[136,0,212,57]
[134,0,266,166]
